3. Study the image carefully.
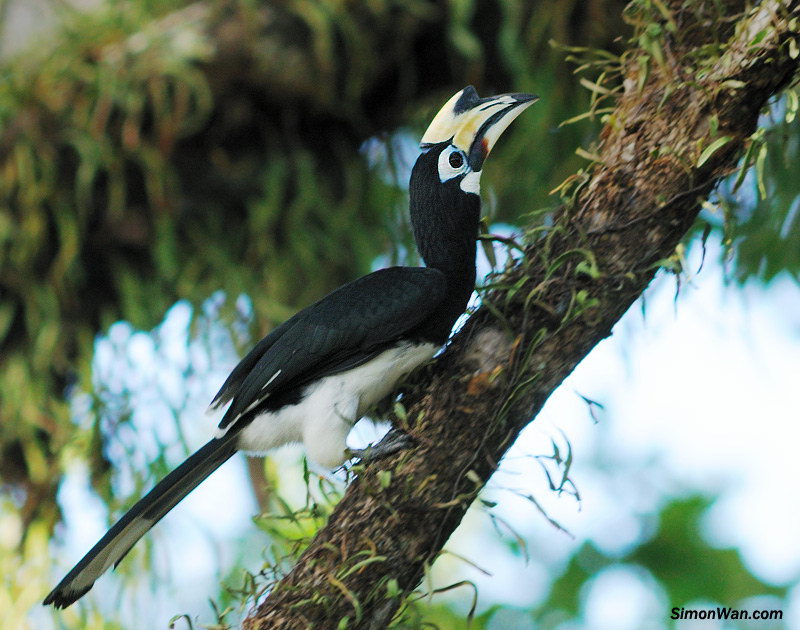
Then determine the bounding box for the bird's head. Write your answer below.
[409,86,537,269]
[414,85,538,198]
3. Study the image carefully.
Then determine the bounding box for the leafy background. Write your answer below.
[0,0,798,628]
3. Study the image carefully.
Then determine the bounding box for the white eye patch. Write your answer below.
[437,145,469,182]
[437,145,480,195]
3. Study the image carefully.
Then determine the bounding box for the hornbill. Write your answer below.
[44,86,537,608]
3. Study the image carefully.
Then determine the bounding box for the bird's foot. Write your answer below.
[348,428,416,463]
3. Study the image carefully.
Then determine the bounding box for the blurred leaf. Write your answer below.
[538,496,788,626]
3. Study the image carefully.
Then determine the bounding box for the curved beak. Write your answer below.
[420,86,538,171]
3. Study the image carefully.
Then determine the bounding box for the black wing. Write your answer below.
[212,266,446,430]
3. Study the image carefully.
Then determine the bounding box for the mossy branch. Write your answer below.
[0,0,629,535]
[244,1,800,628]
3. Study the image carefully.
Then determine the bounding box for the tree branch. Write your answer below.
[244,1,800,628]
[0,0,627,523]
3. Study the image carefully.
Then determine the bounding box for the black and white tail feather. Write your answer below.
[43,431,239,608]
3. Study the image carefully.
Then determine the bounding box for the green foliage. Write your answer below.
[539,496,787,626]
[0,0,624,576]
[0,0,400,550]
[205,459,347,626]
[632,497,785,607]
[553,2,800,285]
[717,91,800,282]
[0,0,220,540]
[2,0,797,627]
[318,493,793,629]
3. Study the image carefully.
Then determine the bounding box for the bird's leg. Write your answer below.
[348,428,416,463]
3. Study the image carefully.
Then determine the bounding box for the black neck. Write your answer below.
[409,148,480,343]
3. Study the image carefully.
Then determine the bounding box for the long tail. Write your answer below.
[44,432,239,608]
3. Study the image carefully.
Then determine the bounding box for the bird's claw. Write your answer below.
[348,428,416,463]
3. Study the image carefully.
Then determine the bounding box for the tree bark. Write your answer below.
[245,1,800,628]
[0,0,627,523]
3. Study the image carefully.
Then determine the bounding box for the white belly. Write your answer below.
[228,342,437,468]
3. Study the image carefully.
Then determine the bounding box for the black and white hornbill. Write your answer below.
[44,86,537,608]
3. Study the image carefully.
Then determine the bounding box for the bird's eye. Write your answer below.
[437,146,469,184]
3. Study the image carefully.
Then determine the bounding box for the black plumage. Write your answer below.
[213,266,447,429]
[44,86,536,609]
[409,143,480,342]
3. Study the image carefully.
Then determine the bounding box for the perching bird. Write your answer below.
[44,86,537,608]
